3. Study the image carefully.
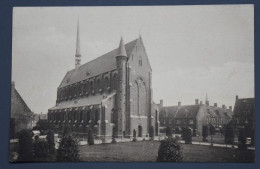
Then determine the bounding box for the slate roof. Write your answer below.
[207,106,232,118]
[59,38,139,88]
[49,92,116,110]
[159,104,232,119]
[175,105,201,119]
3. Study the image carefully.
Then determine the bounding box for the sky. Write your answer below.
[12,5,254,114]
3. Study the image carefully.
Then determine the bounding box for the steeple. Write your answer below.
[75,18,81,69]
[117,36,127,57]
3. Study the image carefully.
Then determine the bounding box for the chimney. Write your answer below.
[205,101,209,106]
[178,101,181,107]
[236,95,239,101]
[214,103,217,107]
[222,104,226,109]
[160,100,163,107]
[195,99,199,105]
[200,101,203,105]
[229,106,232,111]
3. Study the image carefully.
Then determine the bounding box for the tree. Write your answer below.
[33,137,48,158]
[182,127,192,144]
[87,129,94,145]
[238,128,247,150]
[34,119,50,134]
[132,129,137,142]
[56,136,79,162]
[157,138,183,162]
[224,122,234,144]
[202,125,208,142]
[209,124,215,145]
[166,126,172,138]
[63,125,72,137]
[46,130,55,154]
[18,129,33,161]
[149,126,154,140]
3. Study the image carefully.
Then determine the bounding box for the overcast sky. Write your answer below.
[12,5,254,113]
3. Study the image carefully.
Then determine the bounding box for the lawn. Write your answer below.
[79,140,255,162]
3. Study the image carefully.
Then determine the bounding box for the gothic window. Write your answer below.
[94,110,99,124]
[131,79,147,116]
[111,109,114,123]
[97,79,101,92]
[112,74,118,91]
[105,77,110,90]
[90,81,94,93]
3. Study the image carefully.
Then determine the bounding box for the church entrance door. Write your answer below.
[138,125,142,137]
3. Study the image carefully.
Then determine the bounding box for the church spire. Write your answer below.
[75,18,81,69]
[117,36,127,57]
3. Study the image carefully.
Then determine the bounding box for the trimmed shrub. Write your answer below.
[157,138,183,162]
[238,128,247,150]
[202,125,208,142]
[46,130,55,154]
[33,139,48,158]
[87,129,94,145]
[18,129,33,161]
[56,136,79,162]
[149,126,154,140]
[224,122,234,144]
[182,127,192,144]
[166,126,172,138]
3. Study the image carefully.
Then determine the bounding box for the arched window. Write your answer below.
[112,74,117,91]
[111,109,114,123]
[131,79,147,116]
[105,77,110,90]
[86,111,91,123]
[97,79,101,92]
[90,81,94,93]
[94,110,99,124]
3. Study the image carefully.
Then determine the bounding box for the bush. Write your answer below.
[182,127,192,144]
[149,126,154,140]
[224,122,234,144]
[56,136,79,162]
[166,126,172,138]
[202,125,208,142]
[63,125,72,137]
[47,130,55,154]
[132,129,137,142]
[238,128,247,150]
[33,138,48,158]
[87,129,94,145]
[157,138,183,162]
[18,129,33,161]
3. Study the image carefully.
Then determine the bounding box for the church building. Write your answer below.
[48,22,159,138]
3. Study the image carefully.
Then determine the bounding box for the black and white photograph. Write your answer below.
[10,5,255,162]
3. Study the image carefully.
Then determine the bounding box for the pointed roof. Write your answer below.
[59,38,139,88]
[76,19,81,56]
[117,37,127,57]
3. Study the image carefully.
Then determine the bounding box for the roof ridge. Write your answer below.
[73,38,139,71]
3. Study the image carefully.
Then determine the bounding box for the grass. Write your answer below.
[79,140,255,162]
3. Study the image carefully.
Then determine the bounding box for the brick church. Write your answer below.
[48,22,159,138]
